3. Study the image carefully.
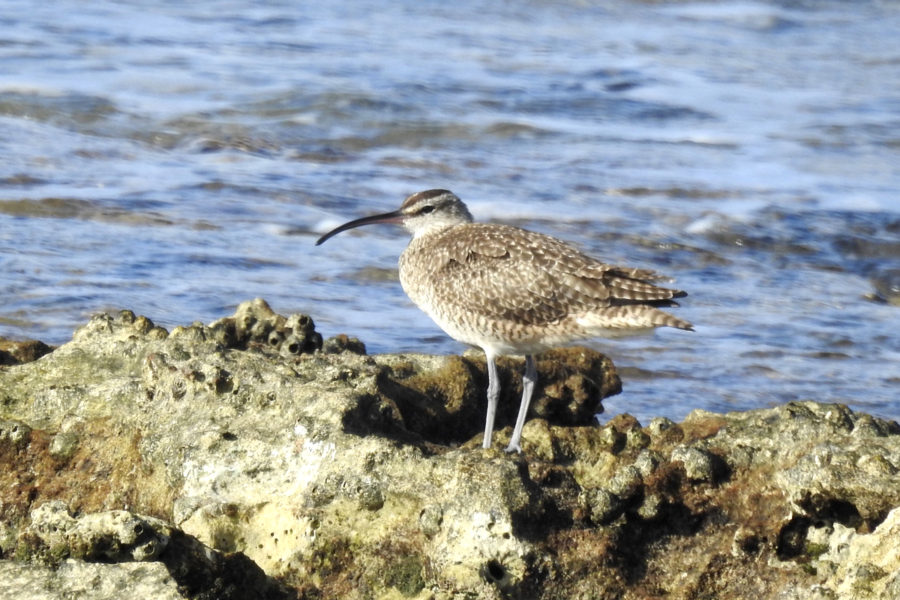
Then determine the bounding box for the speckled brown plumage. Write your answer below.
[316,189,693,452]
[400,221,691,356]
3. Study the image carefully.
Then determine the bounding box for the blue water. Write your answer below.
[1,0,898,423]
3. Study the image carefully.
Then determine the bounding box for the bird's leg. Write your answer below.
[505,355,536,453]
[482,353,500,449]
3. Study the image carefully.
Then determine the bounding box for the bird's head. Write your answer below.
[315,189,473,245]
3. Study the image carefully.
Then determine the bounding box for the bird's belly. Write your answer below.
[420,307,549,357]
[399,283,573,356]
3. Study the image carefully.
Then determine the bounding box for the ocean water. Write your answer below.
[1,0,898,424]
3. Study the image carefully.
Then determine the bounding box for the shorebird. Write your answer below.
[316,189,692,453]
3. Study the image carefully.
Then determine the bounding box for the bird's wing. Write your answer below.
[571,262,686,304]
[424,224,684,326]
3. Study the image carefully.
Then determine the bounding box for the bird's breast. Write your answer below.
[398,236,441,308]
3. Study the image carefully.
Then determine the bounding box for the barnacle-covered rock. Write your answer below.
[205,297,324,355]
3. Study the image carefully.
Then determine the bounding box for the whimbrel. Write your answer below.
[316,190,692,453]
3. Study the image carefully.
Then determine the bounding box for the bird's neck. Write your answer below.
[408,218,470,239]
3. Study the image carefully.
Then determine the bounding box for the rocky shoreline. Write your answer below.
[1,299,898,599]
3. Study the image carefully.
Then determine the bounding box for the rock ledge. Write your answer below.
[1,300,898,599]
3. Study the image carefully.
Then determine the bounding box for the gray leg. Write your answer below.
[505,355,536,453]
[482,353,500,449]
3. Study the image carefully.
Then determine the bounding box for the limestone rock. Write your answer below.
[0,300,898,599]
[815,507,900,599]
[25,501,169,563]
[0,560,183,600]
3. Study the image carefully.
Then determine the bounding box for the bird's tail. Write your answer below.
[648,308,694,331]
[577,306,693,334]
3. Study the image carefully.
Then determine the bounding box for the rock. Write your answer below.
[0,338,54,366]
[583,488,623,525]
[0,560,184,600]
[869,268,900,305]
[671,445,720,483]
[816,507,900,599]
[47,430,79,462]
[25,501,169,563]
[13,501,292,600]
[322,333,367,355]
[1,299,899,599]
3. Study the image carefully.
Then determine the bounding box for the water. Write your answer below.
[1,0,898,424]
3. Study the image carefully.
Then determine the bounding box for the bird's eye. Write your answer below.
[419,205,435,214]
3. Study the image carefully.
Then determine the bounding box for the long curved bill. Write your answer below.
[315,210,404,246]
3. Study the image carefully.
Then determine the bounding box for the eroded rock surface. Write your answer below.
[0,299,898,599]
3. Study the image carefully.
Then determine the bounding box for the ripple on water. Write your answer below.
[0,0,898,424]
